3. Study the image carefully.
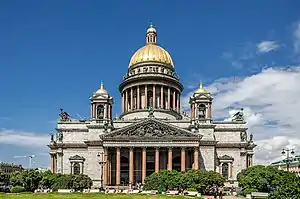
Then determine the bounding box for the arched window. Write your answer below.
[198,104,206,118]
[97,105,104,119]
[222,163,229,179]
[73,163,81,175]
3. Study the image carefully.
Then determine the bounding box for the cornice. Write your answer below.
[84,140,103,146]
[120,108,182,120]
[199,140,218,146]
[214,127,248,132]
[50,142,88,149]
[56,128,88,132]
[216,142,255,148]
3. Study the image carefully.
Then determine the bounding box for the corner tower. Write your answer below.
[189,82,213,125]
[90,82,113,121]
[119,24,183,120]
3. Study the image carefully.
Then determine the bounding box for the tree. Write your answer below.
[143,169,225,194]
[10,169,43,192]
[237,165,279,193]
[0,169,7,183]
[237,165,300,198]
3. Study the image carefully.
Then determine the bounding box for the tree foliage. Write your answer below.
[0,169,7,183]
[237,165,300,198]
[9,169,92,192]
[144,169,225,194]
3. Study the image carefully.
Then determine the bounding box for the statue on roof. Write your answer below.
[232,108,244,122]
[148,106,154,117]
[59,108,71,121]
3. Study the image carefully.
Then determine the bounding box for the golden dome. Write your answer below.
[195,82,208,94]
[95,81,108,95]
[128,24,174,68]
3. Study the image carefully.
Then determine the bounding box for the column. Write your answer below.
[104,104,108,119]
[177,92,180,113]
[160,86,164,108]
[249,155,253,167]
[91,104,93,119]
[53,155,57,173]
[129,147,134,184]
[130,88,133,110]
[108,155,111,184]
[108,105,111,120]
[125,90,128,112]
[142,148,147,184]
[50,154,54,173]
[145,85,148,108]
[167,87,170,109]
[181,148,186,172]
[219,163,222,174]
[229,162,233,178]
[173,90,176,110]
[207,103,212,118]
[155,148,160,173]
[153,85,156,108]
[137,86,140,109]
[191,104,195,119]
[122,93,124,113]
[194,147,199,169]
[104,148,108,186]
[168,147,172,170]
[116,147,121,185]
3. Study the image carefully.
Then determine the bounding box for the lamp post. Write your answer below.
[97,152,106,190]
[281,148,295,172]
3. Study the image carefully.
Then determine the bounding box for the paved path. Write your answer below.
[203,196,245,199]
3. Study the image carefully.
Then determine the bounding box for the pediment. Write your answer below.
[219,155,234,160]
[101,118,201,141]
[69,155,85,161]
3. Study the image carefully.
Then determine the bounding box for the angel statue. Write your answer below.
[59,108,71,121]
[148,106,154,117]
[232,108,244,122]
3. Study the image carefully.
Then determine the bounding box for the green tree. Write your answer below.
[0,169,7,183]
[10,169,42,192]
[237,165,279,193]
[144,170,181,192]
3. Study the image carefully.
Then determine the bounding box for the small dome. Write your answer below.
[95,81,108,95]
[195,82,208,94]
[128,24,174,68]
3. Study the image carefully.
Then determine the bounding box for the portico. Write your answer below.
[103,146,200,186]
[100,117,202,186]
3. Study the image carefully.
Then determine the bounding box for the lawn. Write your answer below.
[0,193,194,199]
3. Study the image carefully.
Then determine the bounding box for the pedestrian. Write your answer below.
[218,186,223,199]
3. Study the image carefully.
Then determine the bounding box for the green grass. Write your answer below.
[0,193,201,199]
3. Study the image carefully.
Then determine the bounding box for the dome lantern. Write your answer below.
[128,24,174,68]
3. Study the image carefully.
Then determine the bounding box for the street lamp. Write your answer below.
[97,152,106,190]
[281,148,295,172]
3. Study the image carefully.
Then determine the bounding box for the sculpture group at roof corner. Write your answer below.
[232,108,245,122]
[59,108,71,122]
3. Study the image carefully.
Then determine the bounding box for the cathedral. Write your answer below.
[48,25,256,188]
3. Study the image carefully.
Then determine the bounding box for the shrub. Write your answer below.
[10,186,26,193]
[243,188,258,195]
[187,188,197,192]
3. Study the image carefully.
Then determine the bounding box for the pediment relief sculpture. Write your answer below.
[101,118,201,139]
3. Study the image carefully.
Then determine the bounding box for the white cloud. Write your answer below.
[182,66,300,165]
[294,22,300,55]
[257,41,280,53]
[0,129,50,149]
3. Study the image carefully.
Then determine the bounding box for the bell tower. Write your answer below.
[90,81,113,121]
[189,82,213,125]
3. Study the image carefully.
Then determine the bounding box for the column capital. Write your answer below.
[155,147,160,151]
[181,147,186,151]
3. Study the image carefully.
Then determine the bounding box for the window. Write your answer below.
[97,105,104,119]
[222,163,229,179]
[198,104,206,118]
[73,163,81,175]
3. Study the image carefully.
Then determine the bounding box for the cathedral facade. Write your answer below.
[48,25,256,188]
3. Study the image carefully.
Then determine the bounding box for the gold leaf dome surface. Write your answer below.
[128,25,174,68]
[95,81,108,95]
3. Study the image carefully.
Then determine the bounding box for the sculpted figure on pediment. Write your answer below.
[110,120,196,138]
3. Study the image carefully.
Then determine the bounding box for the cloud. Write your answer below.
[0,129,50,149]
[257,41,280,53]
[293,22,300,55]
[181,66,300,165]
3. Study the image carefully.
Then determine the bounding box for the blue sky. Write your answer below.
[1,1,300,168]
